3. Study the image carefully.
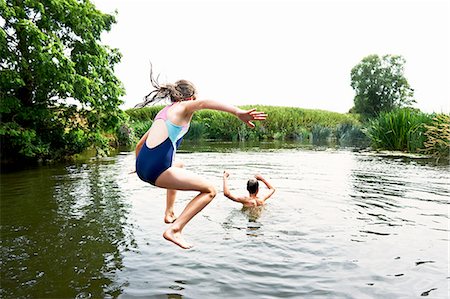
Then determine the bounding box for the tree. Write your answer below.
[0,0,125,163]
[350,54,415,118]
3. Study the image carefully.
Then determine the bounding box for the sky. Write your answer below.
[92,0,450,113]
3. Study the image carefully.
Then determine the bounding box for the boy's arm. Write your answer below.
[223,171,245,203]
[255,174,276,202]
[183,99,267,128]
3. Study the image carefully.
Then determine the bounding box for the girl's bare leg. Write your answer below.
[164,190,177,223]
[155,167,217,249]
[164,161,184,223]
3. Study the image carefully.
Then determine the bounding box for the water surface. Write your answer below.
[1,142,449,298]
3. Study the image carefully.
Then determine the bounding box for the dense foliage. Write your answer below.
[0,0,125,162]
[365,108,433,152]
[350,54,415,118]
[0,5,443,165]
[124,105,367,146]
[421,114,450,160]
[124,105,449,160]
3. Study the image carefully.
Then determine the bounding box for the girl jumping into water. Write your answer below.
[134,69,267,249]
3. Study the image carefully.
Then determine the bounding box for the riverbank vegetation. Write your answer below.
[121,105,369,147]
[365,109,449,161]
[117,53,449,162]
[348,54,449,161]
[421,114,450,161]
[350,54,415,118]
[1,0,448,165]
[121,104,449,161]
[0,1,124,164]
[365,108,433,153]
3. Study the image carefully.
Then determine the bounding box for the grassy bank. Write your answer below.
[116,105,449,161]
[365,108,432,152]
[121,105,367,146]
[365,109,449,160]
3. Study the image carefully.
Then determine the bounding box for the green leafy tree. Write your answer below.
[350,54,415,118]
[0,0,125,162]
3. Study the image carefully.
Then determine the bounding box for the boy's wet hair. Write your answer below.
[247,178,259,194]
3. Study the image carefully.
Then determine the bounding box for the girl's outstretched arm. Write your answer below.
[184,99,267,127]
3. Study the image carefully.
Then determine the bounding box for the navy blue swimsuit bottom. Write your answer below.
[136,137,183,185]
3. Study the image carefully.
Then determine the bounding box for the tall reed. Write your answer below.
[421,114,450,160]
[126,105,359,140]
[123,105,363,145]
[365,108,433,152]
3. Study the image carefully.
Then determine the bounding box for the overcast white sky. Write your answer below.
[93,0,449,113]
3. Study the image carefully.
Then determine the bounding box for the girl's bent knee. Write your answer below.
[207,186,217,199]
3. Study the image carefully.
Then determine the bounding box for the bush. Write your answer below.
[311,125,332,145]
[116,124,136,146]
[128,120,152,140]
[185,122,207,140]
[336,123,370,147]
[125,106,161,122]
[421,114,450,160]
[365,108,433,152]
[125,105,360,144]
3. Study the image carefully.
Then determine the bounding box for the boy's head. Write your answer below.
[247,178,259,195]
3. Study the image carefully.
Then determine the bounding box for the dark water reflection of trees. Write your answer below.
[0,160,134,298]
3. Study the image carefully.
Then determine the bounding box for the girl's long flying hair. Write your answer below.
[135,63,197,108]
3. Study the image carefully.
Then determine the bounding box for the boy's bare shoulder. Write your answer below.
[240,197,259,207]
[255,197,266,206]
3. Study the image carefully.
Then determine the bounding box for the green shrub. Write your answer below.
[287,126,310,142]
[125,106,161,122]
[336,123,370,147]
[63,128,89,154]
[125,105,360,144]
[116,124,136,146]
[365,108,433,152]
[421,114,450,160]
[128,120,152,140]
[185,122,207,140]
[311,125,332,145]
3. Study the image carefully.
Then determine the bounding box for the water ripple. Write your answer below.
[1,147,448,298]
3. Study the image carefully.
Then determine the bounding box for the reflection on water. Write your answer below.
[1,143,449,298]
[0,159,134,298]
[243,206,265,222]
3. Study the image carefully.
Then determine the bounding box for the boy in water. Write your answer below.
[223,171,276,207]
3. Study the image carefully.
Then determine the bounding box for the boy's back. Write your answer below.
[223,172,275,207]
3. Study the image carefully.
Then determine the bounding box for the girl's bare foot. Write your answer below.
[163,228,193,249]
[164,212,177,224]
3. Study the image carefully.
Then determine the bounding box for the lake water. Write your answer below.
[1,142,449,298]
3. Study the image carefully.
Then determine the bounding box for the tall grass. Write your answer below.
[125,106,161,122]
[124,105,362,144]
[365,108,433,152]
[336,123,370,147]
[421,114,450,160]
[116,105,446,158]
